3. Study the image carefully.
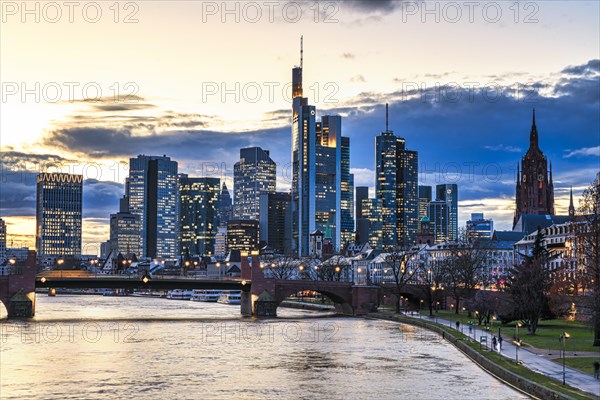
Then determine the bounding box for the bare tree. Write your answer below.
[577,175,600,346]
[378,246,418,313]
[510,231,554,335]
[262,254,299,280]
[317,254,351,281]
[441,235,487,314]
[416,258,444,316]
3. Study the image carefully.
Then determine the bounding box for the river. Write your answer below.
[0,295,528,399]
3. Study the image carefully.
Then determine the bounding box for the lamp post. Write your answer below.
[560,332,570,385]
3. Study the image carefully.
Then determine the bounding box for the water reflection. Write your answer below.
[0,296,529,399]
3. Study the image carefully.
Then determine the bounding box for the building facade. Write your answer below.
[226,219,259,252]
[428,200,449,243]
[0,218,5,260]
[466,213,494,241]
[290,43,352,256]
[259,192,292,254]
[36,173,83,257]
[355,186,370,244]
[418,185,432,221]
[179,175,220,257]
[127,155,179,259]
[109,195,142,257]
[436,184,458,241]
[218,183,233,227]
[233,147,276,221]
[514,110,555,228]
[375,104,419,249]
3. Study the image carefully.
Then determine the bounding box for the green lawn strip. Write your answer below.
[403,314,597,400]
[549,357,600,376]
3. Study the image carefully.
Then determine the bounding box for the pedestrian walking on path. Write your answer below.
[455,320,460,330]
[492,336,497,351]
[594,361,600,380]
[498,335,503,351]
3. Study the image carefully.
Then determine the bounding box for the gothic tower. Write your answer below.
[513,110,555,228]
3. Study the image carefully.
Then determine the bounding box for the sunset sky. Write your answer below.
[1,0,599,254]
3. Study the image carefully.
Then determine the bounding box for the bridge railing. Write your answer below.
[36,270,244,281]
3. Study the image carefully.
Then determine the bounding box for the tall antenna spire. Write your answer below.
[385,103,389,132]
[300,35,303,69]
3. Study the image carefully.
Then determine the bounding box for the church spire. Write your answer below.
[568,186,575,218]
[530,108,539,150]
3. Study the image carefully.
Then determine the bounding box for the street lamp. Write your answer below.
[560,332,571,385]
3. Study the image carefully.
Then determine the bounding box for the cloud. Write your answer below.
[341,53,355,59]
[350,75,366,83]
[341,0,404,12]
[564,146,600,158]
[561,59,600,76]
[484,144,522,153]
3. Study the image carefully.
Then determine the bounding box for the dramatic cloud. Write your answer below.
[561,59,600,76]
[564,146,600,158]
[484,145,522,153]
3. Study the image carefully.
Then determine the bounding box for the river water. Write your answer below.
[0,295,528,399]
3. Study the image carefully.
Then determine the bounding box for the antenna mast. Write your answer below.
[300,35,303,69]
[385,103,389,131]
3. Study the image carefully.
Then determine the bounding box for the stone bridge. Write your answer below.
[0,251,37,317]
[240,254,380,317]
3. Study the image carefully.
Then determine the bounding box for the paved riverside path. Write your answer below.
[400,311,600,397]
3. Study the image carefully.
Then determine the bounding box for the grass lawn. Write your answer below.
[550,357,600,376]
[419,310,600,354]
[396,315,598,400]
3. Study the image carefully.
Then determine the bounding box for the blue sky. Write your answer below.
[1,1,599,250]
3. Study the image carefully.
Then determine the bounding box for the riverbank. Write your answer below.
[368,312,599,400]
[279,300,335,312]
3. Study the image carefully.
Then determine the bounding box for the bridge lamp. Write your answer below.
[270,263,276,268]
[241,280,247,286]
[335,266,340,273]
[194,261,198,266]
[314,265,318,270]
[299,265,304,271]
[9,259,15,265]
[216,262,221,268]
[40,277,46,283]
[142,275,150,284]
[226,262,230,267]
[185,261,190,267]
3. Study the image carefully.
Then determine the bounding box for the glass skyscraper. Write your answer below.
[291,41,352,256]
[179,174,220,257]
[362,198,383,249]
[127,155,179,259]
[418,185,432,221]
[428,200,449,243]
[436,184,458,241]
[233,147,276,221]
[36,173,83,257]
[375,104,419,249]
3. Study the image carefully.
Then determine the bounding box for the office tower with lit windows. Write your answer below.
[418,185,432,220]
[36,173,83,257]
[226,219,259,252]
[233,147,276,221]
[110,194,141,256]
[259,192,292,254]
[362,198,383,249]
[291,39,351,256]
[375,104,419,249]
[127,155,179,259]
[0,218,6,260]
[179,174,220,257]
[436,183,458,241]
[428,200,449,243]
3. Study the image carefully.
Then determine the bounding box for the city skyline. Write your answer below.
[2,2,599,251]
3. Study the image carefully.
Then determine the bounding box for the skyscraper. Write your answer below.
[218,183,233,227]
[428,200,449,243]
[291,38,352,256]
[36,173,83,257]
[418,185,432,220]
[340,139,355,247]
[436,184,458,241]
[375,104,419,249]
[127,155,179,259]
[362,198,383,249]
[226,219,259,252]
[466,213,494,241]
[233,147,276,221]
[179,174,220,257]
[514,110,555,228]
[0,218,6,260]
[110,194,142,256]
[259,192,292,254]
[355,186,370,244]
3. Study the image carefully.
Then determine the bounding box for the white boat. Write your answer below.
[217,290,241,305]
[102,288,128,296]
[190,289,221,302]
[166,289,193,300]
